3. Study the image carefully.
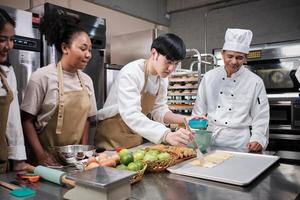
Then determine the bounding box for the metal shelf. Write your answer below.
[168,86,198,90]
[169,78,199,83]
[168,105,193,111]
[168,93,197,96]
[168,100,194,104]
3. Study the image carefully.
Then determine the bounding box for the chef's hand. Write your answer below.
[247,141,262,152]
[37,151,61,167]
[165,128,192,146]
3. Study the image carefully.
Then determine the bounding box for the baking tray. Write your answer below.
[167,150,279,186]
[66,166,136,188]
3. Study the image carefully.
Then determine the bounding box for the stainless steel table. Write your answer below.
[0,163,300,200]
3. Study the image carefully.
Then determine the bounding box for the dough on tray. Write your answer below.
[191,151,234,168]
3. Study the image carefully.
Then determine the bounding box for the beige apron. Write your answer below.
[95,62,160,150]
[38,62,91,149]
[0,69,13,173]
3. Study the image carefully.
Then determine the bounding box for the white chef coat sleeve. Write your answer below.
[151,79,171,124]
[118,72,169,144]
[6,68,27,160]
[192,76,207,116]
[249,80,270,149]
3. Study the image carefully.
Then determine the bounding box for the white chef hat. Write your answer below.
[222,28,253,54]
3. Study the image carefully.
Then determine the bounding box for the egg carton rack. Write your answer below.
[168,49,217,115]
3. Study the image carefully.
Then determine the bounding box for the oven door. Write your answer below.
[246,58,300,93]
[269,101,291,126]
[292,101,300,127]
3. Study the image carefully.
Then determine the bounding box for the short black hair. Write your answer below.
[151,33,186,61]
[39,9,86,55]
[0,8,15,31]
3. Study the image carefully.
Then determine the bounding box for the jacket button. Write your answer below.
[220,91,223,94]
[231,94,234,97]
[234,80,236,82]
[222,77,225,80]
[225,122,228,124]
[218,105,220,108]
[214,119,217,122]
[229,108,232,111]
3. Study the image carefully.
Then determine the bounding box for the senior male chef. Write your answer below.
[192,28,270,152]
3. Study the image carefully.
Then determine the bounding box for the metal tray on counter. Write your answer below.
[167,150,279,186]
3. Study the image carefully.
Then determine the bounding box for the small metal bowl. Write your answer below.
[50,145,96,165]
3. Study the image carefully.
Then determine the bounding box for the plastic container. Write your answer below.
[188,119,208,130]
[188,119,211,153]
[187,130,212,153]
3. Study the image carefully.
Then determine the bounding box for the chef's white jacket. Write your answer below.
[192,66,270,149]
[0,65,27,160]
[97,59,171,143]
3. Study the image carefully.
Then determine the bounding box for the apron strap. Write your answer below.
[0,69,13,96]
[76,70,87,91]
[0,67,6,77]
[141,61,149,94]
[56,62,65,135]
[141,61,160,95]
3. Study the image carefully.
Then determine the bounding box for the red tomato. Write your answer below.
[115,147,123,153]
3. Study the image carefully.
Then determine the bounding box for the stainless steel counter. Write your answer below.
[1,162,300,200]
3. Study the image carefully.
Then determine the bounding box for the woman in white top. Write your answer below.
[21,10,97,166]
[0,8,28,173]
[96,33,195,150]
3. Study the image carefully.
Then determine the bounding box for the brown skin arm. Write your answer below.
[21,111,59,166]
[81,120,90,145]
[247,141,263,152]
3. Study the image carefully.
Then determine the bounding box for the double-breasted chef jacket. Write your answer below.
[192,65,270,149]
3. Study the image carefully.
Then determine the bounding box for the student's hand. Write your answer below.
[37,151,61,167]
[165,128,193,146]
[247,141,262,152]
[13,160,30,173]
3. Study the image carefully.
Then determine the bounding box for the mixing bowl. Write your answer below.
[50,145,96,165]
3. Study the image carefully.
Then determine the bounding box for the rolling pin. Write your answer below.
[26,165,75,187]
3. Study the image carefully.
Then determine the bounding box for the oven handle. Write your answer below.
[269,101,291,106]
[270,133,300,140]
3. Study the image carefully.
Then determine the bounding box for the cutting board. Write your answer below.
[167,150,279,186]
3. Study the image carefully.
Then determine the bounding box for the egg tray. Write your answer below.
[130,164,147,184]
